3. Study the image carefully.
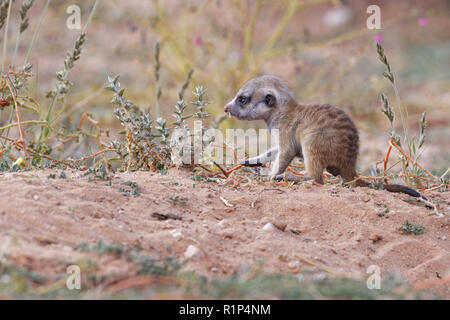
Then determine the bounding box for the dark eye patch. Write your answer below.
[264,94,276,107]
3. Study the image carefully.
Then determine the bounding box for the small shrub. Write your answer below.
[106,43,213,172]
[399,220,425,235]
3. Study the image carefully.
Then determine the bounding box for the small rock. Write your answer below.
[217,220,227,227]
[170,229,182,237]
[273,221,287,232]
[211,267,218,273]
[278,254,288,262]
[361,195,371,202]
[184,245,200,258]
[172,232,182,239]
[288,261,300,269]
[369,234,383,243]
[33,195,39,201]
[442,236,447,240]
[262,223,276,231]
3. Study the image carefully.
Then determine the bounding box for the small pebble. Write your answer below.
[262,223,276,231]
[33,195,39,201]
[170,230,182,238]
[218,220,227,227]
[288,261,300,269]
[184,245,200,258]
[369,234,383,243]
[172,232,182,239]
[273,221,287,232]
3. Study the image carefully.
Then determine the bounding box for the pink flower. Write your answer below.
[374,35,383,44]
[418,17,427,26]
[194,36,203,46]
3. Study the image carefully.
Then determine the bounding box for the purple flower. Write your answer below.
[375,35,383,44]
[418,17,427,27]
[194,36,203,46]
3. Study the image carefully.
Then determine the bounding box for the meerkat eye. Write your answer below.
[265,94,275,107]
[237,96,250,105]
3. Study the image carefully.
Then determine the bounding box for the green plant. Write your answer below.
[0,0,103,170]
[84,162,108,181]
[106,74,172,171]
[106,42,213,172]
[120,181,141,197]
[400,220,425,235]
[376,43,434,188]
[168,195,187,206]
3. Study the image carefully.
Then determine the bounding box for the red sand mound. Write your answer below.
[0,169,448,297]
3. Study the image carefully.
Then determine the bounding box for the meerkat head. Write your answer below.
[224,75,295,121]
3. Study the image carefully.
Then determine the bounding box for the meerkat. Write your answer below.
[224,75,423,198]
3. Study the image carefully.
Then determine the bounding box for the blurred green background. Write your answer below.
[1,0,449,172]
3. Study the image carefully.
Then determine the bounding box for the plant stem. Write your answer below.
[392,84,409,145]
[39,0,100,146]
[83,0,99,34]
[0,120,47,131]
[11,32,22,68]
[25,0,51,64]
[1,0,13,73]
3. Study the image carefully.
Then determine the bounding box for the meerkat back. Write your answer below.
[295,104,360,184]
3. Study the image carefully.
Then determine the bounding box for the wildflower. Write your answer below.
[418,17,427,27]
[374,34,383,44]
[194,36,203,46]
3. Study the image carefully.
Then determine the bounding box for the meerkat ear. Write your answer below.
[264,94,276,107]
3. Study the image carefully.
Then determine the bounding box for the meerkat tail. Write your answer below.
[355,179,426,200]
[382,184,425,199]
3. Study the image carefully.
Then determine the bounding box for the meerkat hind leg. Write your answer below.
[304,156,325,185]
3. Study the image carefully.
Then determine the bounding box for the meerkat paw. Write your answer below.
[271,174,302,183]
[272,174,284,181]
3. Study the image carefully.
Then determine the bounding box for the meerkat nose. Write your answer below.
[224,104,230,113]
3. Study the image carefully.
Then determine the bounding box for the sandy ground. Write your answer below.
[0,168,449,298]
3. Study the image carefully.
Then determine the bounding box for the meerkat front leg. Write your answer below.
[241,147,278,167]
[269,148,295,179]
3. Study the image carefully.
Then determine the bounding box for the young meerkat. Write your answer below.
[224,74,423,198]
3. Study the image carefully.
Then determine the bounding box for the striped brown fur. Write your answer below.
[224,75,424,199]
